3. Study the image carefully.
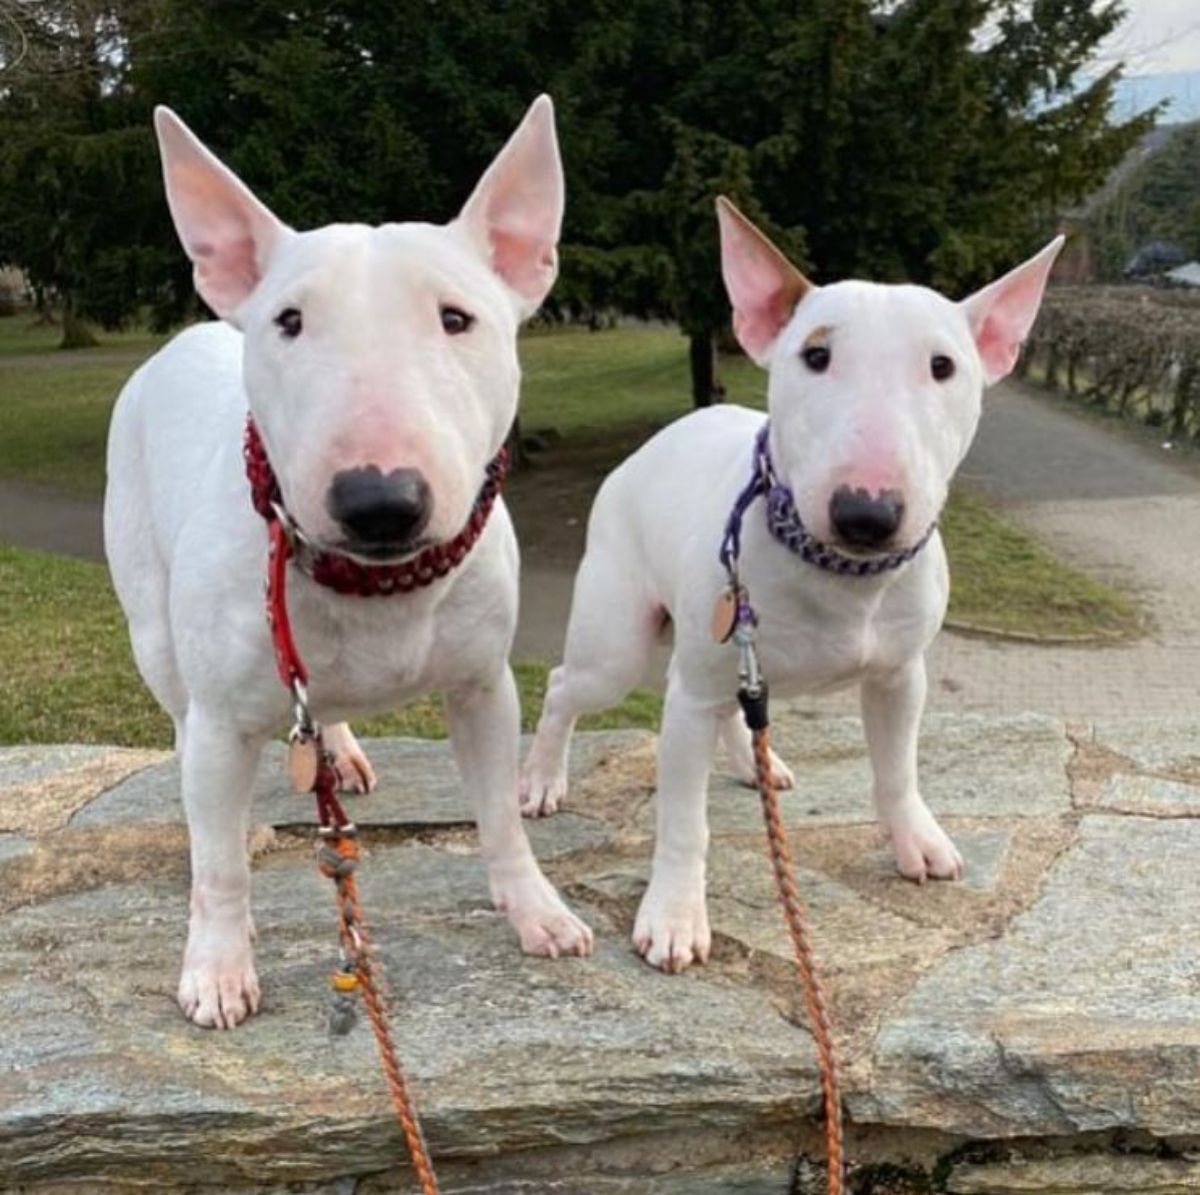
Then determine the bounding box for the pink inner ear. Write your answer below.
[160,134,281,320]
[490,227,556,300]
[717,200,810,363]
[965,237,1063,384]
[725,246,805,360]
[194,233,261,315]
[732,275,799,360]
[974,310,1021,380]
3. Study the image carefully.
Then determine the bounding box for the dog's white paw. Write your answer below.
[518,755,568,818]
[633,875,711,974]
[494,869,593,958]
[322,724,377,794]
[883,798,963,883]
[178,925,260,1029]
[735,747,795,791]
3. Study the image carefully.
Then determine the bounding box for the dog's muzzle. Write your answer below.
[326,465,433,558]
[721,423,936,579]
[828,485,905,550]
[244,416,507,596]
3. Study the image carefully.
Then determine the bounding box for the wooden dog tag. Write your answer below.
[711,586,740,644]
[288,733,319,794]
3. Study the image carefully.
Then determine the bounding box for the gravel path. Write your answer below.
[4,380,1200,720]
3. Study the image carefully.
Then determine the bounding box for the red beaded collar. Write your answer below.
[243,416,508,597]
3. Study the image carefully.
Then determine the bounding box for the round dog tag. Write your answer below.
[711,587,739,644]
[288,735,319,794]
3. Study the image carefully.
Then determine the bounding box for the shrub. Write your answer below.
[1022,286,1200,437]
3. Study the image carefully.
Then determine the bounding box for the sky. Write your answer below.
[1099,0,1200,76]
[1094,0,1200,121]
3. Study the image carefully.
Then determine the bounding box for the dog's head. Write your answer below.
[154,99,563,559]
[717,198,1062,555]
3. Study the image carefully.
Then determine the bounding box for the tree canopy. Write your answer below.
[0,0,1155,397]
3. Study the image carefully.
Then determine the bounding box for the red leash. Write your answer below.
[265,522,439,1194]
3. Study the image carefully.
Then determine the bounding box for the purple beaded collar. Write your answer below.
[719,423,936,579]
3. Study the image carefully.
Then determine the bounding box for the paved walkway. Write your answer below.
[5,381,1200,720]
[919,384,1200,719]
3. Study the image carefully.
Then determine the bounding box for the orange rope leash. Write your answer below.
[266,515,439,1193]
[319,834,440,1195]
[752,729,845,1193]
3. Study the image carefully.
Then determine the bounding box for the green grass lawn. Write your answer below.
[0,543,661,747]
[0,317,757,497]
[940,489,1140,640]
[0,313,166,358]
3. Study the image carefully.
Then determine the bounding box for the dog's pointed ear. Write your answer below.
[716,196,813,366]
[961,236,1064,385]
[456,94,564,319]
[154,106,292,323]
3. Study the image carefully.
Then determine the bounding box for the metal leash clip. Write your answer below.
[733,600,769,733]
[287,678,322,795]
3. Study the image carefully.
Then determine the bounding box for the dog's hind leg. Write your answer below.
[322,722,377,794]
[521,548,661,817]
[718,713,795,790]
[449,665,593,957]
[176,704,267,1028]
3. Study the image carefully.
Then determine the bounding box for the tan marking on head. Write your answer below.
[803,325,833,350]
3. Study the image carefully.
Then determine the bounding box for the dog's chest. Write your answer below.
[750,569,942,694]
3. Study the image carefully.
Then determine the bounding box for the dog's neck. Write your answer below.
[243,416,508,597]
[721,422,937,581]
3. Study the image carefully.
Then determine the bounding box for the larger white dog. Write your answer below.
[522,198,1062,973]
[105,98,592,1030]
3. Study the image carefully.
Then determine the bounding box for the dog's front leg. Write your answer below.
[177,706,265,1028]
[634,679,718,973]
[861,658,962,882]
[447,667,593,957]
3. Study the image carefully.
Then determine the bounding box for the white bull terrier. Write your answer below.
[104,96,593,1030]
[521,197,1062,973]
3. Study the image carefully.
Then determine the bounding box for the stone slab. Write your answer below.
[947,1154,1200,1194]
[6,719,1200,1190]
[0,840,819,1186]
[698,712,1071,834]
[868,814,1200,1138]
[1092,717,1200,778]
[1094,772,1200,817]
[72,730,653,832]
[0,833,32,864]
[0,743,112,790]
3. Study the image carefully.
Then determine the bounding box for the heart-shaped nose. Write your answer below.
[327,466,432,547]
[829,486,904,548]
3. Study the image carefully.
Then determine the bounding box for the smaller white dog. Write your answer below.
[522,198,1062,972]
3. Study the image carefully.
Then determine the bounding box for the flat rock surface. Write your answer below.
[5,713,1200,1192]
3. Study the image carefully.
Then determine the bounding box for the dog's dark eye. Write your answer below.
[931,354,955,381]
[440,305,475,335]
[275,308,302,339]
[802,344,831,373]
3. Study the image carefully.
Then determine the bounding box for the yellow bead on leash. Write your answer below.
[331,970,360,993]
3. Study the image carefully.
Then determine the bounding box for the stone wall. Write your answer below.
[4,716,1200,1192]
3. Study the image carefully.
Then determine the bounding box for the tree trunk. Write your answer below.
[689,331,718,407]
[59,300,98,349]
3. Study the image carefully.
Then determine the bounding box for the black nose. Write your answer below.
[327,466,432,547]
[829,486,905,548]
